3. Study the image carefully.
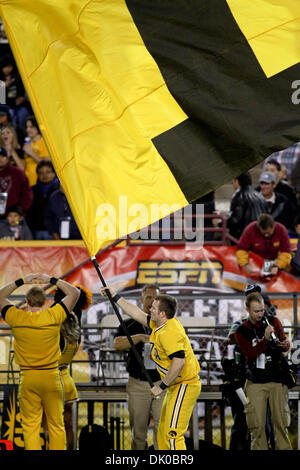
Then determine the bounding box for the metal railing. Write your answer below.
[125,213,238,246]
[2,291,298,385]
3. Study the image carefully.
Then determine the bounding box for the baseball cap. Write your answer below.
[0,146,8,157]
[259,171,276,184]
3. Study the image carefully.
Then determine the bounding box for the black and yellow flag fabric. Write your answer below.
[0,0,299,255]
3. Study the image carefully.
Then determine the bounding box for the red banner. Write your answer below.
[65,244,300,295]
[0,243,298,385]
[0,245,89,287]
[0,243,297,295]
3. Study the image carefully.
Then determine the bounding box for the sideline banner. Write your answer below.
[0,245,89,297]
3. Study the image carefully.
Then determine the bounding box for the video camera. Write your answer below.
[244,284,279,345]
[244,284,261,296]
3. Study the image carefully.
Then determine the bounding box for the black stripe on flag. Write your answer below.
[126,0,300,202]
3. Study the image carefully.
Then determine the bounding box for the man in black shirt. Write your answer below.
[256,171,296,230]
[114,284,164,450]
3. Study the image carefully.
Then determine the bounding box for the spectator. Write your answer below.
[45,185,81,240]
[0,146,33,217]
[0,124,25,170]
[264,159,298,207]
[0,204,32,240]
[236,214,292,276]
[289,216,300,279]
[227,172,267,240]
[288,215,300,240]
[23,115,50,186]
[263,142,300,181]
[291,239,300,278]
[235,289,292,450]
[0,104,12,128]
[256,171,295,230]
[0,18,7,41]
[0,54,31,130]
[0,104,24,143]
[26,161,60,240]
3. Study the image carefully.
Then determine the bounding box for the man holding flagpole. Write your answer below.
[101,286,201,450]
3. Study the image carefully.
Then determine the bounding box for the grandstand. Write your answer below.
[0,13,300,453]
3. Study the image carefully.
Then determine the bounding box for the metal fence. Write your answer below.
[77,291,300,386]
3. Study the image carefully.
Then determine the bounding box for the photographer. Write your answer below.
[235,285,292,450]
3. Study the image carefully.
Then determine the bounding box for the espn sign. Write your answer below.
[136,260,223,287]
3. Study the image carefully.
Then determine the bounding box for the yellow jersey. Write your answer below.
[148,316,200,385]
[59,339,79,367]
[24,137,49,186]
[3,303,67,369]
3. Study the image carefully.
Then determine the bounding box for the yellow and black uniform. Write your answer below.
[2,302,68,450]
[148,316,201,450]
[58,338,79,404]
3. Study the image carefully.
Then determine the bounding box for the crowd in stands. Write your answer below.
[0,48,80,241]
[0,41,299,277]
[223,160,300,278]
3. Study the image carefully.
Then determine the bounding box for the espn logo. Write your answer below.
[0,440,13,450]
[136,260,223,287]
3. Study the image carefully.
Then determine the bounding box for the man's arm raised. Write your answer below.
[0,273,45,311]
[38,275,80,312]
[100,287,148,327]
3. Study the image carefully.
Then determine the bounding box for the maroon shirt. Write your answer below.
[0,163,33,216]
[235,316,289,361]
[236,221,291,261]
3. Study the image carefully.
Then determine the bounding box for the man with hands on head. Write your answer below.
[101,286,201,450]
[0,273,79,450]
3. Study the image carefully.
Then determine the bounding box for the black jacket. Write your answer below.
[255,187,296,230]
[227,186,267,239]
[275,180,298,207]
[44,188,81,239]
[114,318,160,382]
[26,178,60,231]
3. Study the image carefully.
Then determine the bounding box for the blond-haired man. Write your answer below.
[0,273,79,450]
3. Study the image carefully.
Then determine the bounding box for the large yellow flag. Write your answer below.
[1,0,300,256]
[0,0,188,255]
